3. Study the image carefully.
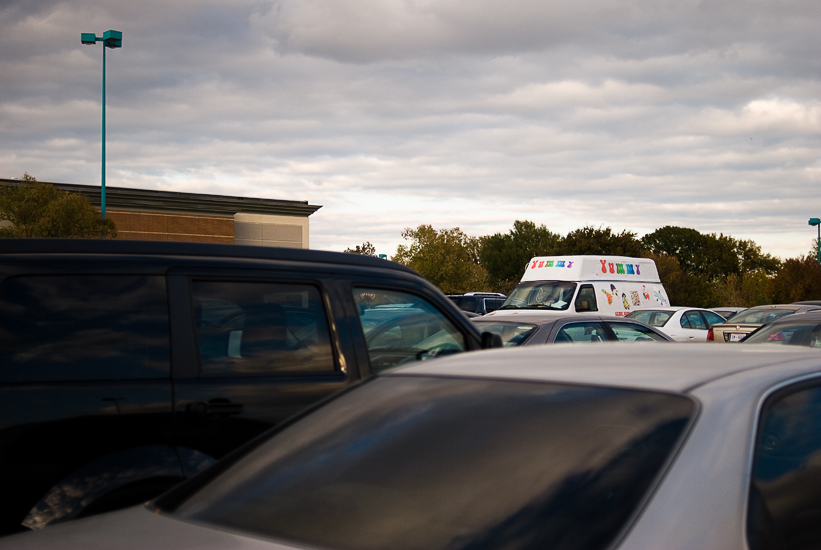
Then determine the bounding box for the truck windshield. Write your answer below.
[499,281,577,311]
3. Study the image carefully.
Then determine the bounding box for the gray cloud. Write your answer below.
[1,0,820,260]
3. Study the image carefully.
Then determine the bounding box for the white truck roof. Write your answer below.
[520,255,661,283]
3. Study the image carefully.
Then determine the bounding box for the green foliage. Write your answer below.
[556,226,644,257]
[712,271,773,308]
[479,220,560,294]
[770,255,821,303]
[0,173,116,239]
[344,241,377,256]
[392,225,489,294]
[642,226,780,281]
[380,220,812,308]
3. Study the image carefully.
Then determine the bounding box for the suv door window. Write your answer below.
[192,281,335,376]
[353,288,466,373]
[748,383,821,549]
[0,275,170,382]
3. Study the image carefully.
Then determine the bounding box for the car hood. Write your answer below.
[1,506,297,550]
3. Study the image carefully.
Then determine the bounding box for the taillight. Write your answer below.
[707,328,714,341]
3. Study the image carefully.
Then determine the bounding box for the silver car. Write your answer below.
[6,345,821,550]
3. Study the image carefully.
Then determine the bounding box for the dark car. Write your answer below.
[471,313,672,346]
[0,239,494,536]
[447,292,507,315]
[742,311,821,347]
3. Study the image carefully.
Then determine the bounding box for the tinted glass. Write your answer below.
[192,281,335,376]
[472,321,537,347]
[171,376,694,550]
[499,281,577,311]
[606,322,668,342]
[626,310,673,327]
[354,288,466,372]
[0,275,170,382]
[702,311,726,326]
[744,321,821,347]
[683,311,707,330]
[554,322,608,343]
[749,384,821,549]
[484,298,505,313]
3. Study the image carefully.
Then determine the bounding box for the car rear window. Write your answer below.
[728,309,796,325]
[743,321,821,347]
[169,376,694,550]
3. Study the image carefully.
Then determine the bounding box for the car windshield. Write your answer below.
[498,281,577,311]
[743,321,821,347]
[625,310,674,327]
[725,309,797,325]
[472,321,538,346]
[168,376,694,550]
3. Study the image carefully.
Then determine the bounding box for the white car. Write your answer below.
[7,345,821,550]
[625,306,727,342]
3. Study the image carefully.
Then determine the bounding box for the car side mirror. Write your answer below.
[577,300,590,311]
[481,331,503,349]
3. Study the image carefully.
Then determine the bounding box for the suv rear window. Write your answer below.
[170,376,694,550]
[0,275,170,382]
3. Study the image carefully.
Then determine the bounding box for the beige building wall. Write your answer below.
[234,213,309,249]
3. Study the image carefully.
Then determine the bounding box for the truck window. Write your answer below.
[575,284,598,312]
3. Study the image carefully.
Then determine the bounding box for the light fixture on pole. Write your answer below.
[809,218,820,265]
[81,30,122,220]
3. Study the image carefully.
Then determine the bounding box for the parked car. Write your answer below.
[709,303,821,343]
[8,345,821,550]
[447,292,506,315]
[0,239,496,536]
[471,313,672,346]
[742,311,821,347]
[624,307,726,342]
[710,306,747,320]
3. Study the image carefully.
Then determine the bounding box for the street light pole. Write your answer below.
[809,218,820,264]
[81,30,122,220]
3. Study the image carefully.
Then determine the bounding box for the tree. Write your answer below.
[770,255,821,303]
[0,173,116,238]
[479,220,560,294]
[344,242,377,256]
[555,226,644,257]
[642,226,780,281]
[392,225,489,294]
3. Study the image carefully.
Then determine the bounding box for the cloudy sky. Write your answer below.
[2,0,820,259]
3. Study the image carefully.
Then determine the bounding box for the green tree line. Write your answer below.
[348,221,821,307]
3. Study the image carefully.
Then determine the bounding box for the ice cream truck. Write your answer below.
[486,255,670,318]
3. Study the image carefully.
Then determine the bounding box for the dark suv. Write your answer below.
[447,292,507,315]
[0,240,492,536]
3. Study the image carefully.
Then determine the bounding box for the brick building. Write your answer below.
[0,179,321,248]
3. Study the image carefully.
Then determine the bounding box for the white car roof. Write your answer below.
[390,344,821,393]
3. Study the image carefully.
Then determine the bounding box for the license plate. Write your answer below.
[729,333,746,342]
